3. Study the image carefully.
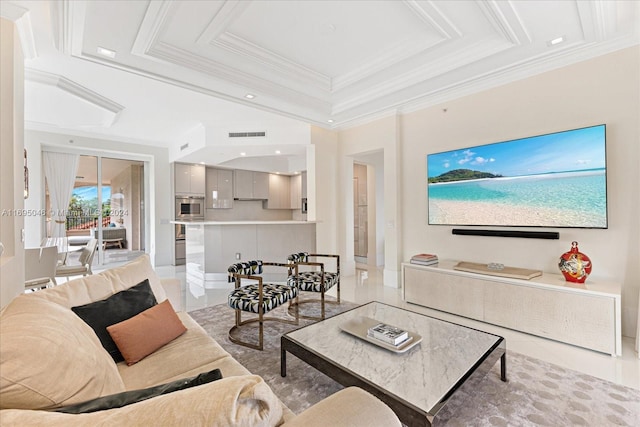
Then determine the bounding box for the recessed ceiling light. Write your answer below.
[275,150,281,154]
[244,94,256,99]
[96,46,116,58]
[327,119,334,123]
[199,161,205,165]
[548,36,565,46]
[240,152,246,156]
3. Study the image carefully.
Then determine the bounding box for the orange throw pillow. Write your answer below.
[107,300,186,365]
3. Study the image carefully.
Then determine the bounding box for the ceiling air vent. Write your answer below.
[228,131,266,138]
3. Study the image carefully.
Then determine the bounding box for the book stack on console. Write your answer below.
[367,322,412,347]
[410,253,438,266]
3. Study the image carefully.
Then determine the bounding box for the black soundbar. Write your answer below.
[452,229,559,239]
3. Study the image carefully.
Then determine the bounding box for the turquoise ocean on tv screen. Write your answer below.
[428,169,606,217]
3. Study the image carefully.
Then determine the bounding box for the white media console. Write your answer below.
[402,260,622,356]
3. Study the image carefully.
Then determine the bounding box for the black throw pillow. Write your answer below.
[71,279,157,362]
[54,369,223,414]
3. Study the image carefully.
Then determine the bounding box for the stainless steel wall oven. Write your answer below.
[175,196,204,221]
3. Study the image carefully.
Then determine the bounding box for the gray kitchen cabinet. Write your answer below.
[290,174,301,209]
[233,170,253,199]
[175,163,205,195]
[206,167,234,208]
[266,174,291,209]
[234,170,269,199]
[301,171,307,198]
[253,172,269,199]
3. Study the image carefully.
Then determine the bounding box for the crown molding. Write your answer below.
[402,0,461,39]
[64,44,334,128]
[26,122,171,150]
[147,41,332,112]
[336,34,639,130]
[131,0,175,57]
[195,0,252,45]
[331,38,444,93]
[212,32,331,91]
[476,0,530,45]
[332,108,400,131]
[195,0,465,95]
[129,0,331,107]
[0,2,37,59]
[333,0,461,92]
[397,35,640,117]
[25,69,124,123]
[332,37,511,114]
[576,0,619,42]
[50,0,85,56]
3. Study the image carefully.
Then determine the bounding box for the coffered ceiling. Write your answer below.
[2,0,638,170]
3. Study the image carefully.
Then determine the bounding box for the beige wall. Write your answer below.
[345,47,639,337]
[0,18,25,307]
[311,126,339,255]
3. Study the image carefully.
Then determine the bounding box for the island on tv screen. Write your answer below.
[427,124,607,229]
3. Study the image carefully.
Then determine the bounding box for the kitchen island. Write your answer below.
[172,220,316,288]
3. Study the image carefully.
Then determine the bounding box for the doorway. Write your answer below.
[351,151,384,268]
[60,155,145,266]
[353,164,368,264]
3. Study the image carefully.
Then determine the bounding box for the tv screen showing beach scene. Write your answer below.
[427,124,607,228]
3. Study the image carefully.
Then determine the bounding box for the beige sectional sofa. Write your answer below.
[0,255,400,426]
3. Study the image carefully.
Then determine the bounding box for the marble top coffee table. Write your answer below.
[281,301,506,426]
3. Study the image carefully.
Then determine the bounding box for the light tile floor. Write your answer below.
[146,263,638,391]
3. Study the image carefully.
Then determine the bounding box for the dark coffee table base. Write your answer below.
[281,335,507,427]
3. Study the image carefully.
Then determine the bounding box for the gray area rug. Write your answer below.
[189,301,640,426]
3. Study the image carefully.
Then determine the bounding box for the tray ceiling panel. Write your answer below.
[5,0,638,167]
[65,0,638,127]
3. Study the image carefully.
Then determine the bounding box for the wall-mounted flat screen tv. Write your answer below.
[427,124,607,229]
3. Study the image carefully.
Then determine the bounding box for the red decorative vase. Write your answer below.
[558,241,592,283]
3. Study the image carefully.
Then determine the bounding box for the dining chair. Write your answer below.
[41,236,69,265]
[286,252,340,320]
[24,246,58,291]
[55,238,98,281]
[227,260,299,350]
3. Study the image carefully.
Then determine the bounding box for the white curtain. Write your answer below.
[43,152,79,237]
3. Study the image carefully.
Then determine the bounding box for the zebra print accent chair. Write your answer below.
[286,252,340,320]
[227,260,298,350]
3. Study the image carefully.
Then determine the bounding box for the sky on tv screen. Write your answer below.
[427,125,606,179]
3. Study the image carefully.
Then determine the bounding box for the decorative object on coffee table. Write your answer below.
[340,316,422,353]
[558,241,592,283]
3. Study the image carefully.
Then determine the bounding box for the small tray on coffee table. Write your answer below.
[339,316,422,353]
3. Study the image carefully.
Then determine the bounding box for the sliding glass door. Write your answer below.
[57,154,146,267]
